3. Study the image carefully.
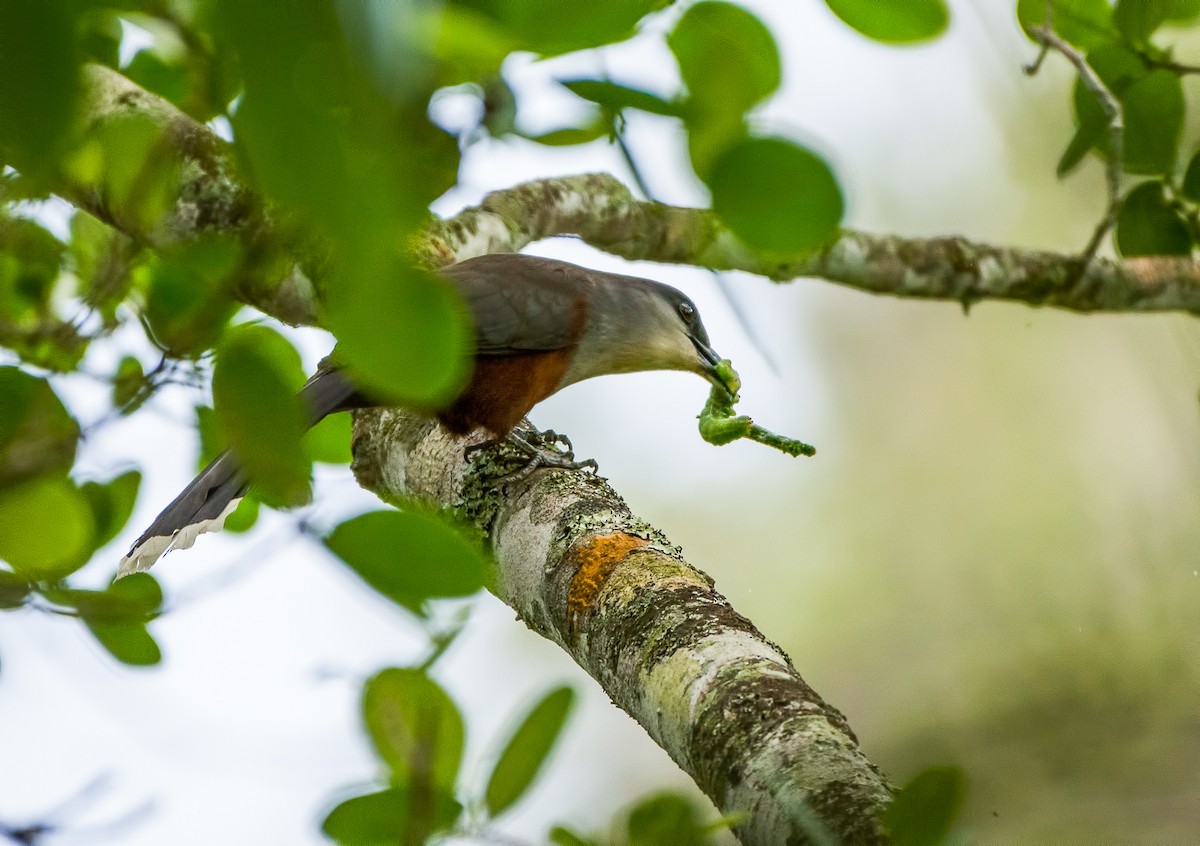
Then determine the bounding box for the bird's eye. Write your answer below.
[678,301,695,323]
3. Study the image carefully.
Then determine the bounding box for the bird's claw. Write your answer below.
[488,429,597,485]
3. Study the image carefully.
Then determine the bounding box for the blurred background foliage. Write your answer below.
[1,0,1199,843]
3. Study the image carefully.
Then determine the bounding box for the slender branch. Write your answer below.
[349,411,893,844]
[66,64,1200,323]
[1025,23,1124,269]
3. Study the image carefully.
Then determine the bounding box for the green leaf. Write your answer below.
[669,2,781,117]
[1057,123,1098,178]
[212,324,311,508]
[549,826,597,846]
[307,412,353,465]
[824,0,949,44]
[559,80,682,117]
[0,368,79,489]
[463,0,669,57]
[0,214,65,318]
[323,262,472,409]
[0,568,32,610]
[1113,0,1169,42]
[321,787,461,846]
[142,240,241,357]
[361,668,465,792]
[222,494,260,533]
[196,405,225,469]
[0,477,94,579]
[627,793,706,846]
[1181,148,1200,202]
[85,619,161,666]
[80,470,141,550]
[524,124,610,147]
[1121,69,1184,175]
[485,686,576,817]
[123,48,190,108]
[883,766,966,846]
[49,572,163,622]
[1115,181,1192,256]
[0,0,82,180]
[65,112,182,235]
[325,510,485,615]
[1164,0,1200,21]
[321,789,409,846]
[707,136,844,255]
[112,356,146,410]
[1017,0,1115,50]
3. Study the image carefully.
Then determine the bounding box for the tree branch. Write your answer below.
[69,64,1200,324]
[349,411,893,844]
[53,65,896,839]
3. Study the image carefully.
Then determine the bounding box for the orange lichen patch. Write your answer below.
[567,532,649,630]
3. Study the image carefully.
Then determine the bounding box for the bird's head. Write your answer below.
[572,275,734,397]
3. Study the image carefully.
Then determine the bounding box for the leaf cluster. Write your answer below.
[1019,0,1200,256]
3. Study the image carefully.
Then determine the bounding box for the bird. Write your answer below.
[118,253,726,574]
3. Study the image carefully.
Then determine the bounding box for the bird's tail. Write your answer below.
[117,365,359,576]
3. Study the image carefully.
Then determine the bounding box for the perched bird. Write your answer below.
[119,253,726,574]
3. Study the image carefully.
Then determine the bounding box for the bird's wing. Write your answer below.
[439,254,589,354]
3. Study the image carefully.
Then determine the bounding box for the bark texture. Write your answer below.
[350,409,893,844]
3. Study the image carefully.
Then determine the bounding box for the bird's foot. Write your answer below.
[493,429,597,485]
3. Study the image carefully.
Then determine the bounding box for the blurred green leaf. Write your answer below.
[142,240,240,357]
[72,212,133,324]
[1017,0,1114,50]
[0,214,65,320]
[79,8,122,69]
[85,619,161,666]
[0,477,94,579]
[670,2,780,119]
[1115,180,1192,256]
[124,48,190,108]
[824,0,949,44]
[65,112,181,234]
[485,686,575,817]
[196,404,224,469]
[627,793,707,846]
[48,572,163,622]
[325,510,485,615]
[707,136,844,254]
[1164,0,1200,21]
[321,789,409,846]
[80,470,141,550]
[1113,0,1169,42]
[362,668,465,792]
[549,826,597,846]
[213,324,311,508]
[0,367,79,488]
[323,262,472,409]
[307,412,353,465]
[1181,148,1200,201]
[560,80,682,117]
[321,787,461,846]
[222,494,259,533]
[524,123,610,147]
[0,0,82,180]
[0,568,32,610]
[424,5,521,83]
[112,356,146,410]
[456,0,668,57]
[883,766,966,846]
[1121,70,1183,175]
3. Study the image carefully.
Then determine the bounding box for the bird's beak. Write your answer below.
[691,335,730,391]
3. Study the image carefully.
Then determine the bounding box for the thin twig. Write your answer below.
[1026,22,1125,273]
